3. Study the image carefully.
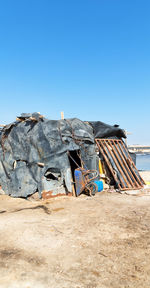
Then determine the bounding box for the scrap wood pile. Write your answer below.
[0,113,144,199]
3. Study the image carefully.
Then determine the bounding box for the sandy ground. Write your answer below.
[0,185,150,288]
[140,171,150,183]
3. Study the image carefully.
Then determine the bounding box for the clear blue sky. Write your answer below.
[0,0,149,145]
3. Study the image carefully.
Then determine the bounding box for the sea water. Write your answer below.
[136,154,150,171]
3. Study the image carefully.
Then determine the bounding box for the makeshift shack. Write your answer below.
[0,113,144,198]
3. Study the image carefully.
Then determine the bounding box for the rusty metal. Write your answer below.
[68,151,98,196]
[104,140,126,188]
[109,140,132,187]
[113,141,136,188]
[121,141,145,185]
[96,140,121,189]
[42,190,72,199]
[95,139,145,191]
[74,168,98,196]
[109,140,141,188]
[117,141,142,187]
[42,191,66,199]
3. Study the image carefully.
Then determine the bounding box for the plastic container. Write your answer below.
[93,180,103,192]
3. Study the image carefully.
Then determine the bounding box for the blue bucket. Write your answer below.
[94,180,103,192]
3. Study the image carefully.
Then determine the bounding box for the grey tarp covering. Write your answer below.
[0,113,125,198]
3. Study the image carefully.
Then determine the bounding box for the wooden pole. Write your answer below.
[61,112,64,120]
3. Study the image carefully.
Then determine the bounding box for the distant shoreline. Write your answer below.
[136,153,150,155]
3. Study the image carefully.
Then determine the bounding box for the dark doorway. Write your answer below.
[68,150,81,182]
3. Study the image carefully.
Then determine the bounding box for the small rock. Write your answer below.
[0,188,5,195]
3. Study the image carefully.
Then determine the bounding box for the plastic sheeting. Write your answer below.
[89,121,126,139]
[0,113,125,198]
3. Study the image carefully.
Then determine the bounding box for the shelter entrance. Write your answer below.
[68,150,81,182]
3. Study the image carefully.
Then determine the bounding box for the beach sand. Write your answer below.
[139,170,150,184]
[0,189,150,288]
